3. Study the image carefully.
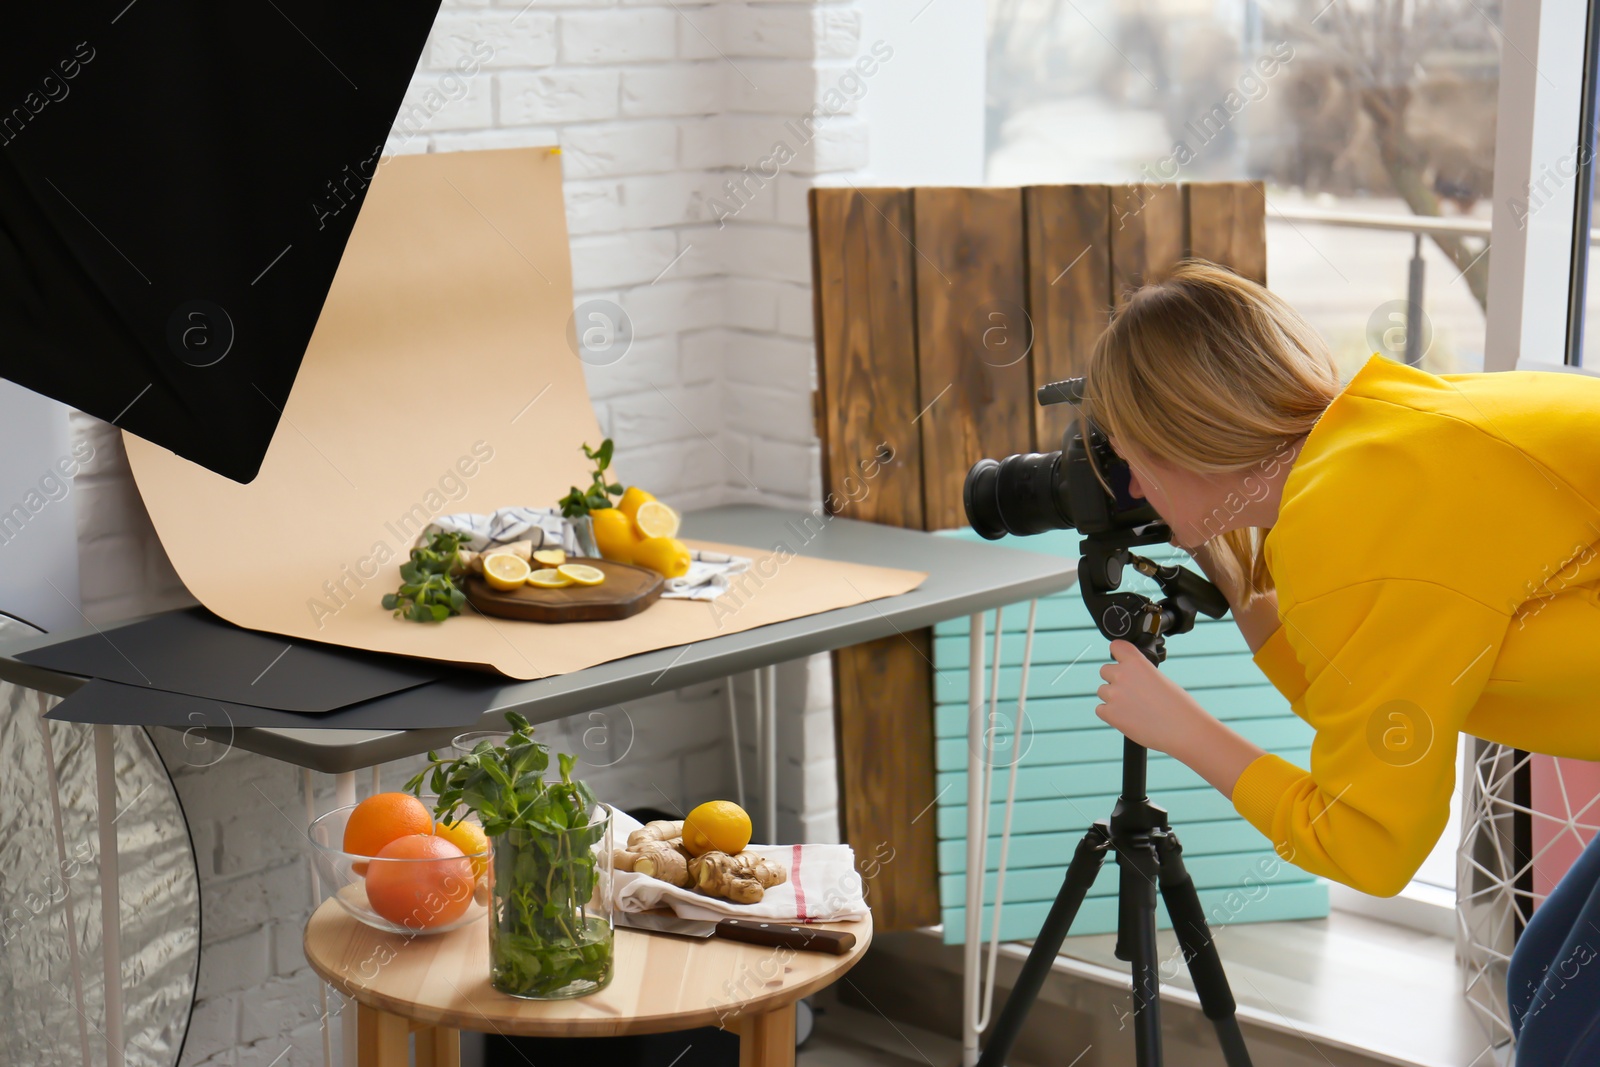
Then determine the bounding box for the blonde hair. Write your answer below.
[1080,259,1340,604]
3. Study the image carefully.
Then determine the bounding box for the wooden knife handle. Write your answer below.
[714,918,857,955]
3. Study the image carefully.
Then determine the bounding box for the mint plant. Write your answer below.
[404,711,612,997]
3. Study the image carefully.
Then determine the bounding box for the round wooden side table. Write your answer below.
[303,899,873,1067]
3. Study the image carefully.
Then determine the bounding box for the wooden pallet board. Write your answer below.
[808,180,1272,934]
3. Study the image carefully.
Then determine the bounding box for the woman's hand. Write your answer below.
[1096,640,1272,800]
[1095,639,1217,760]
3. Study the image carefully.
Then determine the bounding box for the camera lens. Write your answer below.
[963,451,1073,540]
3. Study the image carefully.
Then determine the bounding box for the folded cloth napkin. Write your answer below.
[605,808,867,923]
[423,506,572,554]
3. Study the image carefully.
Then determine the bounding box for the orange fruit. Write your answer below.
[682,800,753,856]
[343,792,434,858]
[363,834,475,929]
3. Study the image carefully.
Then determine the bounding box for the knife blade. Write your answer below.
[614,911,857,955]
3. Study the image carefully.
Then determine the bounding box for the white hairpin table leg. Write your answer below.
[763,665,778,845]
[93,724,125,1067]
[305,769,335,1067]
[726,677,746,811]
[962,614,987,1067]
[335,772,358,1067]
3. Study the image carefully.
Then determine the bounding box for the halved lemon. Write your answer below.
[526,568,573,589]
[483,553,531,591]
[532,548,567,568]
[634,500,680,540]
[556,563,606,586]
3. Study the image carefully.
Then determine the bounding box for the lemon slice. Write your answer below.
[532,548,566,568]
[634,500,680,540]
[556,563,606,586]
[526,568,573,589]
[483,553,531,591]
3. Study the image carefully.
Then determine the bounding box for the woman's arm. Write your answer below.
[1177,714,1269,801]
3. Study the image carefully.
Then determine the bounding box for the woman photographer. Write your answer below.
[1086,260,1600,1064]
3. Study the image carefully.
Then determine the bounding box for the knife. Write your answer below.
[615,911,857,955]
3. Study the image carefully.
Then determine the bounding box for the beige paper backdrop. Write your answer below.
[125,148,925,680]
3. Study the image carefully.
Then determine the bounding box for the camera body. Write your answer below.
[962,377,1160,541]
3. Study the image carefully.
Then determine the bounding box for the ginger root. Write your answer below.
[632,841,690,887]
[688,850,787,904]
[615,839,691,886]
[628,820,684,848]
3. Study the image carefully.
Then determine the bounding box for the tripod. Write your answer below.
[975,528,1254,1067]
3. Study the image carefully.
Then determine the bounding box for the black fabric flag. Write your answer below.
[0,2,442,482]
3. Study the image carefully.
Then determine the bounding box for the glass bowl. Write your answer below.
[306,798,489,936]
[451,730,511,755]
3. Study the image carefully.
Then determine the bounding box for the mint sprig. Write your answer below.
[382,530,470,622]
[557,438,624,518]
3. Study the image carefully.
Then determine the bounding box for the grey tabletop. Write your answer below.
[0,504,1078,773]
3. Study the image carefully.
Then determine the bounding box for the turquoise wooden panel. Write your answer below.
[937,785,1241,838]
[941,880,1330,942]
[934,618,1251,663]
[934,685,1299,736]
[939,817,1274,872]
[936,747,1311,803]
[935,596,1110,637]
[929,528,1328,945]
[936,715,1312,772]
[934,654,1270,704]
[939,848,1317,908]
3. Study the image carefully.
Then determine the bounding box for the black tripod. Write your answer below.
[976,527,1254,1067]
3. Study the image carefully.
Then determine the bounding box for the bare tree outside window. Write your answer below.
[987,0,1500,375]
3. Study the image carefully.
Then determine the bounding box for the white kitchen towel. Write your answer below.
[605,808,867,923]
[664,548,752,601]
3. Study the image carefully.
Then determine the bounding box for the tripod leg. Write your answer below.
[975,824,1111,1067]
[1154,831,1254,1067]
[1116,835,1164,1067]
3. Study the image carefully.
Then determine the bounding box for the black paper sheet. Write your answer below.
[46,673,509,731]
[0,1,443,482]
[17,607,438,712]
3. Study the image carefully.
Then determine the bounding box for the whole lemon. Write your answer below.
[683,800,753,856]
[590,507,641,564]
[433,816,490,880]
[632,536,690,578]
[618,486,657,522]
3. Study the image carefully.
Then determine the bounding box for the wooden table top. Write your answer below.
[302,899,873,1037]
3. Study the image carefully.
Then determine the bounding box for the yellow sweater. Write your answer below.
[1230,353,1600,897]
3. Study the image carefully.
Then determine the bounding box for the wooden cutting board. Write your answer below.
[462,557,665,623]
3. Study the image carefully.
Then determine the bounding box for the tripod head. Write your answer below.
[1077,523,1230,666]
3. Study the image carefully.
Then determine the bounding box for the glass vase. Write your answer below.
[485,802,614,999]
[567,515,601,559]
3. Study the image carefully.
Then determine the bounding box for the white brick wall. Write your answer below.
[55,1,882,1062]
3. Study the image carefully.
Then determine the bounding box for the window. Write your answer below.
[984,0,1512,917]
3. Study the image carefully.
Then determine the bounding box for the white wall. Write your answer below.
[32,2,912,1063]
[854,0,986,185]
[0,384,84,632]
[32,2,993,1059]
